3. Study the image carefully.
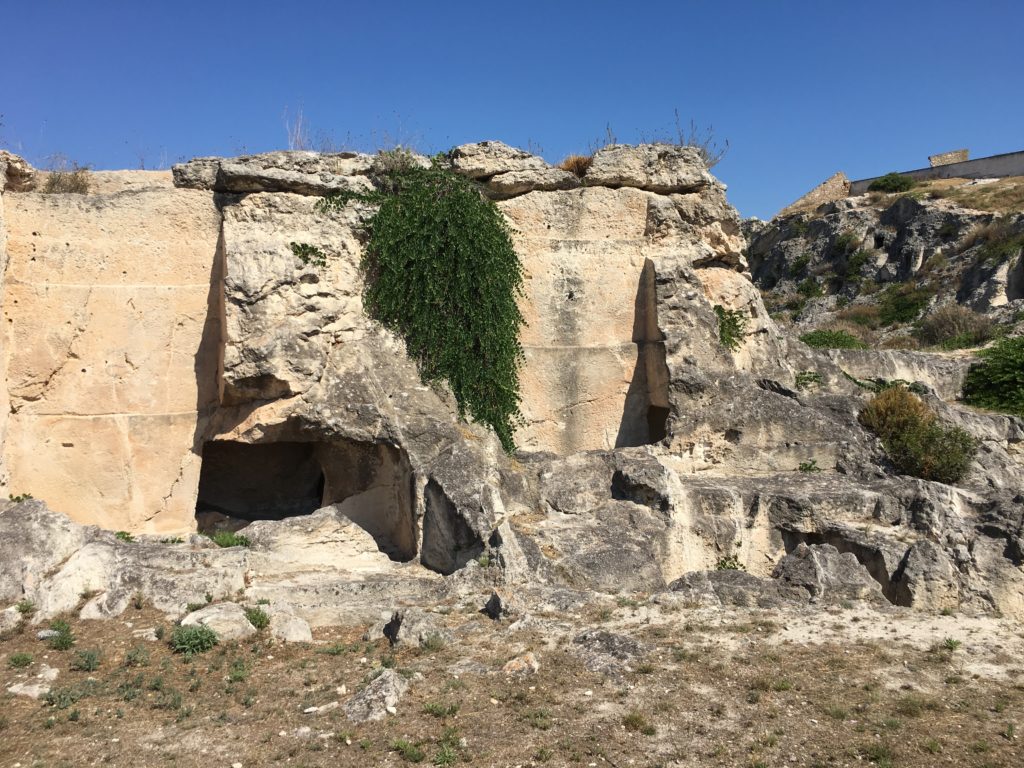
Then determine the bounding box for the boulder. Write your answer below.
[180,603,256,641]
[344,669,409,722]
[772,543,886,604]
[0,151,36,192]
[270,612,313,643]
[448,141,548,179]
[377,608,452,649]
[483,587,527,621]
[586,144,712,193]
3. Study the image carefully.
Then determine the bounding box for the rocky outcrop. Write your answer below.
[748,192,1024,332]
[2,144,1022,628]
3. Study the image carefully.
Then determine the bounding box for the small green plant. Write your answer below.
[868,172,916,193]
[185,601,206,614]
[477,553,491,568]
[390,738,426,763]
[423,701,460,718]
[124,646,150,668]
[788,253,811,278]
[159,537,185,544]
[715,554,745,571]
[798,459,822,473]
[289,242,329,268]
[169,624,218,657]
[795,371,822,390]
[227,658,248,683]
[878,282,934,326]
[799,329,868,349]
[421,633,447,652]
[205,531,251,548]
[962,335,1024,417]
[522,708,553,730]
[7,493,33,503]
[832,231,860,256]
[15,598,35,616]
[8,652,32,669]
[44,686,83,710]
[942,637,962,651]
[244,607,270,630]
[114,530,134,542]
[70,649,101,672]
[623,711,656,735]
[48,619,76,651]
[713,305,748,351]
[859,386,977,484]
[796,277,822,298]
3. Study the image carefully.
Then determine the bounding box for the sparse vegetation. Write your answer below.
[868,172,916,193]
[877,282,934,326]
[962,335,1024,417]
[114,530,134,542]
[795,371,822,390]
[42,158,92,194]
[8,652,32,669]
[244,607,270,630]
[70,649,101,672]
[557,154,592,178]
[715,554,745,571]
[48,619,76,651]
[169,625,218,657]
[713,305,747,351]
[915,305,996,349]
[859,386,976,484]
[798,459,822,473]
[205,531,251,548]
[799,329,868,349]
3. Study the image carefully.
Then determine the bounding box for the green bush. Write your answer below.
[244,607,270,630]
[8,652,32,669]
[303,152,525,452]
[205,531,250,548]
[48,619,75,651]
[788,253,811,278]
[859,387,976,484]
[169,625,218,657]
[962,336,1024,417]
[713,305,747,351]
[832,232,861,256]
[797,277,822,298]
[868,173,916,193]
[799,330,868,349]
[878,283,934,326]
[70,649,101,672]
[114,531,134,542]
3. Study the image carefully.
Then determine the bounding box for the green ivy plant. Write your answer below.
[295,151,525,452]
[713,305,747,352]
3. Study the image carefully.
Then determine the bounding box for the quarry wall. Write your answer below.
[0,145,746,533]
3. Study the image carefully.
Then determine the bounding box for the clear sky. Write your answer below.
[2,0,1022,219]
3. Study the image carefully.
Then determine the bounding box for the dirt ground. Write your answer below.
[2,600,1022,768]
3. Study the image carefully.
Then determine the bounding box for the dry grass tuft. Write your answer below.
[558,154,592,178]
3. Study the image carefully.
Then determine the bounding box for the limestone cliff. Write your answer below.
[1,144,1022,625]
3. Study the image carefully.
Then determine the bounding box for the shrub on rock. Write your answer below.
[859,387,976,484]
[962,336,1024,417]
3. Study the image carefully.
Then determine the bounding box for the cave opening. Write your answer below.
[195,439,418,562]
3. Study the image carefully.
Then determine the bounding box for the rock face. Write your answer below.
[747,192,1024,337]
[1,144,1023,627]
[0,172,221,531]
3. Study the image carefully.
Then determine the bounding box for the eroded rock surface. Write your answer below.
[1,144,1022,628]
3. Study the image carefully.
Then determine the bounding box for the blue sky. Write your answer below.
[2,0,1022,219]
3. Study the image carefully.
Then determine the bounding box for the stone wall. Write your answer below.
[850,150,1024,194]
[929,149,969,167]
[775,171,850,218]
[0,173,222,532]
